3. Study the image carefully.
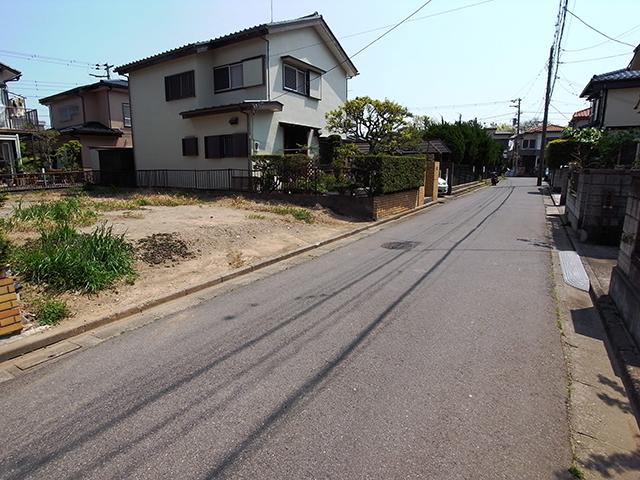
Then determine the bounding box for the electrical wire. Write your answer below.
[562,23,640,52]
[565,9,636,48]
[559,51,632,64]
[271,0,435,101]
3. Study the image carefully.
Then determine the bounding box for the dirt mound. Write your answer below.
[137,233,195,265]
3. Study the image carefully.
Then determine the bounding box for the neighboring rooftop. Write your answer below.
[57,121,123,137]
[525,124,565,134]
[0,62,21,84]
[580,68,640,97]
[115,12,358,78]
[571,107,591,120]
[39,79,128,104]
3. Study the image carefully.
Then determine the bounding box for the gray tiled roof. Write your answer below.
[580,68,640,97]
[39,79,128,104]
[115,12,357,77]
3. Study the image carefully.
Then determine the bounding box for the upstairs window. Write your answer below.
[214,63,243,92]
[522,139,537,149]
[283,64,308,95]
[57,104,80,122]
[165,70,195,101]
[122,103,131,127]
[213,57,264,93]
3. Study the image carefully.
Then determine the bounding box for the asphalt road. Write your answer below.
[0,178,571,479]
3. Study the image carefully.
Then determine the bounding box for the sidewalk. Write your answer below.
[546,190,640,479]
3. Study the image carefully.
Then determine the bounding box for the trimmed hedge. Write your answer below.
[352,155,426,195]
[252,154,313,192]
[545,139,581,170]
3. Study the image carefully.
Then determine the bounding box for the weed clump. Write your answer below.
[268,206,314,223]
[12,223,135,293]
[36,298,69,326]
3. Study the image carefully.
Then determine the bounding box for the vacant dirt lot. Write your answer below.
[0,189,368,339]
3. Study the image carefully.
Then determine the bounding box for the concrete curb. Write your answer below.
[0,198,450,363]
[548,190,640,416]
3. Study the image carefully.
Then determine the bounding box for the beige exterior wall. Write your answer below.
[128,26,349,171]
[129,55,250,170]
[604,87,640,128]
[107,89,131,129]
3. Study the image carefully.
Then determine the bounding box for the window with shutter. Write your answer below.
[164,71,195,101]
[204,135,221,158]
[182,137,198,156]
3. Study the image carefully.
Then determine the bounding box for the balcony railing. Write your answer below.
[0,107,40,131]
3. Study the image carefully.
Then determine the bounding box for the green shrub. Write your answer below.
[545,139,582,170]
[0,191,8,207]
[36,298,69,326]
[12,223,135,292]
[12,197,97,227]
[252,154,313,192]
[0,230,11,267]
[352,155,426,194]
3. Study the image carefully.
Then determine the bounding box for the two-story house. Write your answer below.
[39,79,132,169]
[579,45,640,129]
[0,62,40,174]
[509,124,564,176]
[115,12,357,183]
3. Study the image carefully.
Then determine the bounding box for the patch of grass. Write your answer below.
[12,223,135,293]
[88,192,201,211]
[247,213,266,220]
[36,297,69,326]
[568,465,585,479]
[11,197,98,228]
[268,206,314,223]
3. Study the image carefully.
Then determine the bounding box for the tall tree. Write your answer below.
[325,96,411,153]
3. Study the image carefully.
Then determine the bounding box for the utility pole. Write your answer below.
[510,98,521,173]
[90,63,114,80]
[537,46,554,187]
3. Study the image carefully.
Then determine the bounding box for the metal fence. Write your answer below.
[0,170,93,191]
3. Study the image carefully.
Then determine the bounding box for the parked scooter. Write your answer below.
[490,172,499,186]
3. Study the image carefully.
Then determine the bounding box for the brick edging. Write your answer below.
[0,199,447,363]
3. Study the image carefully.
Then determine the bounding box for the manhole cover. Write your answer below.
[381,241,420,250]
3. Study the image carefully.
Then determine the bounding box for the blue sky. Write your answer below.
[3,0,638,127]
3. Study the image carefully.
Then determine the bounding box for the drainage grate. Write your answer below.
[381,241,420,250]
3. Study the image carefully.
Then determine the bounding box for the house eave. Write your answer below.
[180,101,283,118]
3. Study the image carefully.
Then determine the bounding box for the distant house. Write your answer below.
[114,12,357,184]
[509,124,564,176]
[579,45,640,129]
[568,107,591,128]
[0,62,40,174]
[484,127,512,161]
[39,79,132,169]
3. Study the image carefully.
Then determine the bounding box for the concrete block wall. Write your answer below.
[610,174,640,346]
[566,169,634,245]
[372,187,424,220]
[0,278,21,336]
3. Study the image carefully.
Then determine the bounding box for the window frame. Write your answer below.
[204,133,248,159]
[164,70,195,101]
[213,62,245,93]
[122,103,132,128]
[283,64,308,96]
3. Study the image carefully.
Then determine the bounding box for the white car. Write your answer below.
[438,177,448,195]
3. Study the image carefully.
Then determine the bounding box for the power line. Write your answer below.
[267,0,495,58]
[565,9,636,48]
[549,103,571,122]
[410,99,511,110]
[0,49,99,69]
[559,51,632,64]
[271,0,435,102]
[562,23,640,52]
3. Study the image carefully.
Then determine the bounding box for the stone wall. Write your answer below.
[610,174,640,344]
[424,160,440,202]
[372,187,424,220]
[565,168,633,245]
